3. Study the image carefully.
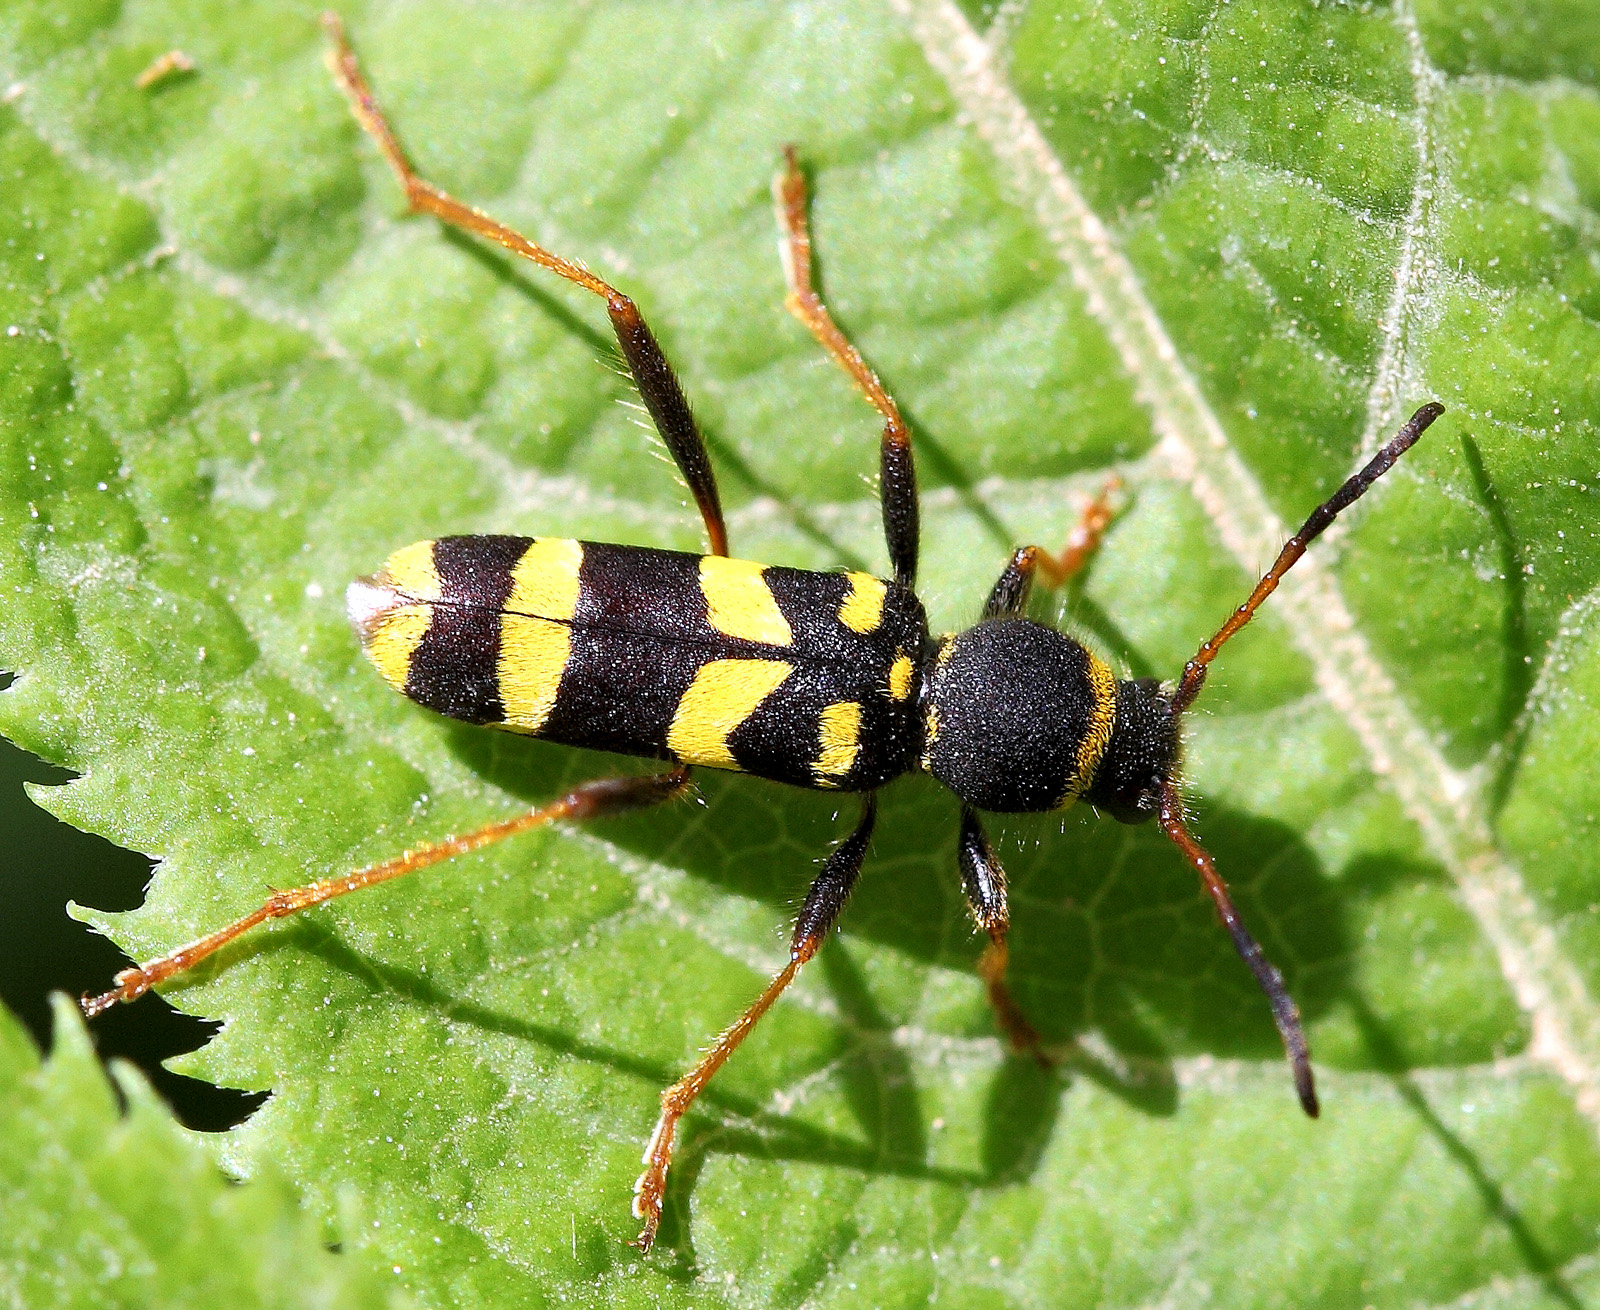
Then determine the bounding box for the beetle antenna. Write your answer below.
[1159,781,1318,1116]
[1152,402,1442,1117]
[1171,402,1444,716]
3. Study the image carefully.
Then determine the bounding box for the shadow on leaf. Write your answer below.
[1350,994,1585,1310]
[438,718,1361,1251]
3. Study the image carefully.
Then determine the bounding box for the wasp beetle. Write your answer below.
[84,15,1445,1253]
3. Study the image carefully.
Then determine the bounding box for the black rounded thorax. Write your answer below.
[919,619,1102,812]
[917,619,1180,819]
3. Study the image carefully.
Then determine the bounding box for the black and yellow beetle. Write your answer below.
[83,15,1445,1254]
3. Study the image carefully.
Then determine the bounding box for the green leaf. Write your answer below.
[3,0,1600,1304]
[0,997,401,1307]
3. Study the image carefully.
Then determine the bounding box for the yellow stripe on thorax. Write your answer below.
[917,636,954,772]
[666,659,792,770]
[507,537,583,619]
[813,701,862,786]
[1059,652,1117,809]
[700,556,792,646]
[838,572,886,634]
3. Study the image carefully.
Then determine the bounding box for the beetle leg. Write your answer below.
[81,769,691,1019]
[632,795,877,1253]
[982,478,1120,621]
[773,149,918,588]
[958,808,1049,1065]
[324,14,729,557]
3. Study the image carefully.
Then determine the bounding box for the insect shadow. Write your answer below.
[446,722,1352,1196]
[1346,993,1585,1310]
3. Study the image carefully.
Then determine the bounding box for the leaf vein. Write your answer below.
[893,0,1600,1136]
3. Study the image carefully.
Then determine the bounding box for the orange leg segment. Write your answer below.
[983,478,1120,621]
[976,937,1047,1066]
[1034,476,1120,587]
[81,769,690,1020]
[322,14,728,558]
[632,796,877,1252]
[957,807,1048,1065]
[773,149,919,587]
